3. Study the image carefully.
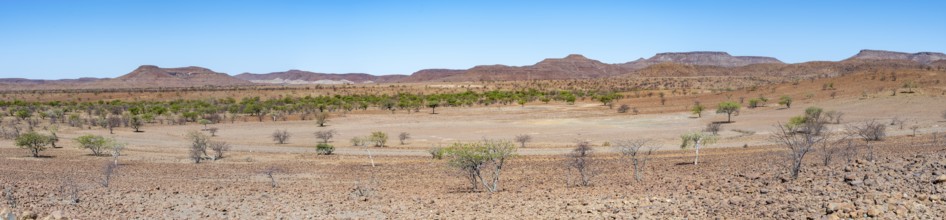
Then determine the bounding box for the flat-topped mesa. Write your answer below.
[234,70,407,84]
[624,51,784,69]
[847,49,946,64]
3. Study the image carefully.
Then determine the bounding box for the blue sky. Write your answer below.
[1,1,944,79]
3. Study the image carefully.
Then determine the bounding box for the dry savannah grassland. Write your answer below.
[2,68,946,219]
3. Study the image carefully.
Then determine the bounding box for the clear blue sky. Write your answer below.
[2,0,944,79]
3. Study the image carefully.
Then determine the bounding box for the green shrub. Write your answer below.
[428,147,445,159]
[316,143,334,155]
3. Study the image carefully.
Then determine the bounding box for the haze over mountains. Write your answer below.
[2,49,944,88]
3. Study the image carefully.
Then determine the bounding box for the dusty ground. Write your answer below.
[2,70,946,219]
[1,133,945,219]
[1,91,946,219]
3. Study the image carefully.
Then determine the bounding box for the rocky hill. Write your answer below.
[846,49,946,64]
[398,69,466,83]
[106,65,251,87]
[620,51,784,70]
[235,70,407,84]
[431,54,630,82]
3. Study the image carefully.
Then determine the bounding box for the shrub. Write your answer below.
[316,143,334,155]
[428,147,445,159]
[369,131,388,147]
[445,139,516,192]
[15,131,52,157]
[272,129,290,144]
[76,134,109,156]
[209,141,230,160]
[617,104,631,113]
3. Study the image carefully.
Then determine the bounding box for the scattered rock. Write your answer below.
[933,175,946,184]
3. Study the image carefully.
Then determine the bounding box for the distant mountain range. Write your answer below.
[2,49,943,88]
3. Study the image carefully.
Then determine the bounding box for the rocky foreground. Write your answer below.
[1,134,944,219]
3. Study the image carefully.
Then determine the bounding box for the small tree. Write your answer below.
[566,141,595,186]
[198,119,211,129]
[188,131,210,163]
[847,120,886,161]
[427,101,440,114]
[315,113,329,127]
[617,104,631,113]
[272,129,290,144]
[779,96,793,108]
[209,141,230,160]
[262,166,283,188]
[76,134,109,156]
[108,138,125,166]
[207,127,219,136]
[369,131,388,147]
[444,139,516,192]
[316,143,334,155]
[315,129,337,144]
[691,102,705,118]
[130,115,143,132]
[680,132,717,165]
[15,131,51,157]
[100,161,117,188]
[716,101,740,123]
[770,122,825,179]
[615,139,655,181]
[514,134,532,148]
[705,122,722,135]
[398,132,411,145]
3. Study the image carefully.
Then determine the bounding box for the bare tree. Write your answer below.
[262,166,283,188]
[890,116,906,129]
[272,129,290,144]
[910,125,920,137]
[209,141,230,161]
[705,122,722,135]
[109,139,125,166]
[207,127,219,137]
[566,141,595,186]
[847,120,886,161]
[188,131,210,164]
[101,161,117,188]
[771,123,826,179]
[617,104,631,113]
[315,129,337,144]
[515,134,532,148]
[398,132,411,145]
[614,139,655,181]
[824,110,844,124]
[315,112,329,127]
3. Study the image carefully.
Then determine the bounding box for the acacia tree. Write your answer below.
[315,113,329,127]
[16,131,51,157]
[771,122,825,179]
[188,131,210,163]
[76,134,108,156]
[272,129,290,144]
[615,139,655,181]
[514,134,532,148]
[566,141,595,186]
[398,132,411,145]
[716,101,740,123]
[691,102,705,118]
[847,120,886,162]
[444,139,517,192]
[315,129,337,144]
[680,132,717,165]
[130,115,143,132]
[370,131,388,147]
[779,96,793,108]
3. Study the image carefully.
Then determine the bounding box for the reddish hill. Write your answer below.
[105,65,251,87]
[435,54,630,82]
[398,69,466,83]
